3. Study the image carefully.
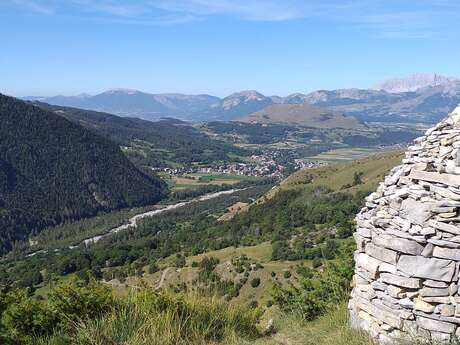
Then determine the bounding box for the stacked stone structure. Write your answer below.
[349,105,460,343]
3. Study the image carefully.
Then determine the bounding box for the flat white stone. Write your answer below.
[433,246,460,261]
[428,220,460,236]
[372,234,424,255]
[355,253,381,278]
[397,255,456,282]
[379,273,421,289]
[365,243,398,265]
[416,316,456,333]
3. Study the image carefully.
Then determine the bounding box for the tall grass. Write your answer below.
[299,303,376,345]
[35,290,261,345]
[251,303,376,345]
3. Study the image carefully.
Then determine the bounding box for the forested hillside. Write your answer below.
[34,102,248,167]
[0,94,166,254]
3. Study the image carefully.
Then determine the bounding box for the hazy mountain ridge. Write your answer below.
[371,72,458,93]
[24,74,460,123]
[39,89,220,119]
[309,81,460,123]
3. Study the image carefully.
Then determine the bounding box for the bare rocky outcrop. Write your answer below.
[349,105,460,344]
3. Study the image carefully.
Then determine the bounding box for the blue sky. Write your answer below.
[2,0,460,97]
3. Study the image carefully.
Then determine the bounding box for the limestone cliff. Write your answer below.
[349,105,460,343]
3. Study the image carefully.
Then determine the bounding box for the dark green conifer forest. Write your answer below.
[0,94,166,254]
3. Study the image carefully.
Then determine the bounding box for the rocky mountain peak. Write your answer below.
[225,90,266,100]
[221,90,269,110]
[371,73,458,93]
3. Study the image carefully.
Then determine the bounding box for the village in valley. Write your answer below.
[152,150,327,180]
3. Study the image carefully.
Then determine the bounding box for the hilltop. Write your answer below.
[237,103,366,129]
[280,151,404,192]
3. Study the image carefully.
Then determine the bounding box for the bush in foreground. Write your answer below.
[0,279,261,345]
[272,239,354,320]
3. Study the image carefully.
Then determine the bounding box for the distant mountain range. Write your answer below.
[371,73,458,93]
[33,89,220,119]
[24,73,460,123]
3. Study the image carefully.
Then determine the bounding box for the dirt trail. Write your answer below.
[156,267,171,290]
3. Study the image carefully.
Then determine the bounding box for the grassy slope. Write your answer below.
[281,151,403,191]
[107,152,404,345]
[249,152,402,344]
[306,147,396,162]
[250,303,375,345]
[122,151,404,306]
[238,103,366,130]
[121,242,303,307]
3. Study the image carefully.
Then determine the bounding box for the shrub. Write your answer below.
[272,240,354,321]
[250,278,261,288]
[199,256,219,271]
[235,266,245,274]
[148,262,159,274]
[248,300,258,308]
[174,254,186,268]
[0,289,55,344]
[1,281,262,345]
[352,171,364,186]
[312,257,322,268]
[283,271,291,279]
[47,278,113,329]
[0,279,113,344]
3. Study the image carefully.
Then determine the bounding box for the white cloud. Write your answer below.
[6,0,459,37]
[12,0,55,15]
[70,0,148,18]
[84,13,200,26]
[148,0,307,21]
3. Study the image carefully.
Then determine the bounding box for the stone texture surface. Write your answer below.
[349,105,460,344]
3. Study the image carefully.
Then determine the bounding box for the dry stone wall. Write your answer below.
[349,105,460,344]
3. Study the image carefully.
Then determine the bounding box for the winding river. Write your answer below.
[82,188,243,246]
[27,188,243,257]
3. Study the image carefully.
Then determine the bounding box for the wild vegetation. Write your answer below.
[0,185,272,290]
[0,94,166,255]
[0,279,260,345]
[1,151,415,344]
